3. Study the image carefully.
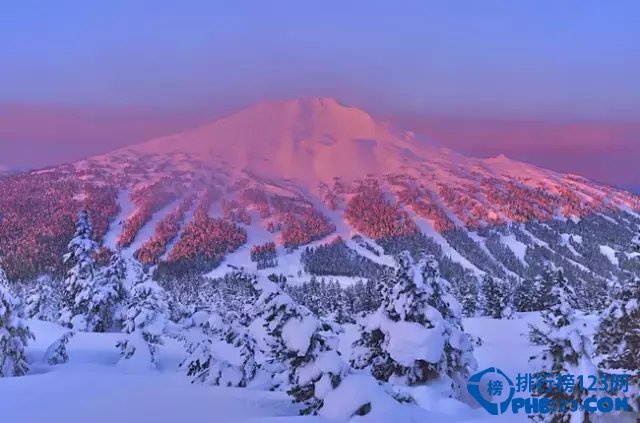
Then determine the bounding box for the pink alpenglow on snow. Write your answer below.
[1,98,638,281]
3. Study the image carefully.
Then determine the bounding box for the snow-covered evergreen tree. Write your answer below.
[451,273,479,317]
[513,278,534,312]
[595,277,639,373]
[86,250,128,332]
[529,271,596,423]
[285,278,355,323]
[534,267,558,310]
[117,261,169,369]
[184,309,258,388]
[251,276,347,414]
[288,319,346,415]
[422,255,478,390]
[632,232,640,253]
[305,277,326,315]
[351,251,476,395]
[182,311,224,380]
[252,276,308,386]
[43,331,74,365]
[341,278,381,315]
[591,233,640,415]
[328,281,354,324]
[182,270,266,387]
[24,277,60,322]
[481,274,512,319]
[59,209,98,329]
[0,260,34,377]
[222,319,258,387]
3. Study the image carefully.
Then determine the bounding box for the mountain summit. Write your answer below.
[126,97,433,184]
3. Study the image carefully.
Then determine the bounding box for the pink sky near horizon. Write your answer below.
[1,103,638,191]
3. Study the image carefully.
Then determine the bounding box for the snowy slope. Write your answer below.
[1,314,556,423]
[1,97,639,285]
[92,99,639,283]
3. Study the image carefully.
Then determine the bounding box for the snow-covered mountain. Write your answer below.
[1,97,639,304]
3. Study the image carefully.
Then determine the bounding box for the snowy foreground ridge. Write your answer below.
[4,315,544,423]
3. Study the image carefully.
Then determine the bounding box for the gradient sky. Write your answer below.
[1,1,639,189]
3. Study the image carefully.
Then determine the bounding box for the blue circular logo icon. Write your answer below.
[467,367,516,416]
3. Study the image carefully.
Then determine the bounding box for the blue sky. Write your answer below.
[2,0,639,119]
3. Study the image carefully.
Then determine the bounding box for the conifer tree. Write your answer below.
[516,266,557,313]
[529,271,595,423]
[591,234,640,416]
[86,250,128,332]
[252,275,310,385]
[351,251,476,395]
[452,273,479,317]
[0,260,34,377]
[223,319,258,387]
[422,255,477,390]
[43,331,75,365]
[288,319,346,415]
[24,278,60,322]
[60,209,98,329]
[328,281,353,323]
[532,267,557,311]
[182,311,225,381]
[514,278,535,312]
[481,274,512,319]
[252,276,346,414]
[117,261,169,369]
[595,278,640,373]
[184,307,258,388]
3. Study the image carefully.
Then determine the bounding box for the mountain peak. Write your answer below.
[244,96,379,133]
[126,98,423,184]
[293,96,343,107]
[271,96,353,110]
[491,153,510,161]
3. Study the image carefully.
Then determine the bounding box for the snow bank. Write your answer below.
[320,374,434,422]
